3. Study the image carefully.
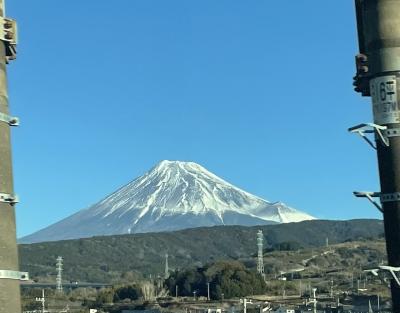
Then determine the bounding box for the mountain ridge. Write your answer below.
[19,219,384,283]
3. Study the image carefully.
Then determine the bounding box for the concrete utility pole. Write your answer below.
[164,253,169,279]
[353,1,400,311]
[0,1,24,312]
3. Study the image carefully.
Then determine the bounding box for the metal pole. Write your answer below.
[378,294,380,311]
[312,289,317,313]
[164,254,169,279]
[0,0,21,311]
[299,280,302,297]
[351,273,354,289]
[207,282,210,301]
[353,1,400,311]
[42,289,45,313]
[35,289,45,313]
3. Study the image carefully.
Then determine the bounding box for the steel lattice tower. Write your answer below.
[56,256,63,293]
[257,230,265,277]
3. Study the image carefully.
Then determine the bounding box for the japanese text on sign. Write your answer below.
[370,76,400,124]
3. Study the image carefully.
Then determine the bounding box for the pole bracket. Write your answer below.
[348,123,388,149]
[365,266,400,288]
[380,266,400,287]
[353,191,383,212]
[383,128,400,139]
[380,192,400,203]
[0,270,29,281]
[0,193,18,204]
[0,112,19,126]
[0,16,18,62]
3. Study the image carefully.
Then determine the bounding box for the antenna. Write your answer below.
[257,230,265,279]
[164,253,169,279]
[56,256,63,294]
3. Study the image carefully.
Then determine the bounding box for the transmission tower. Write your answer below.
[164,254,169,279]
[56,256,63,293]
[256,230,265,278]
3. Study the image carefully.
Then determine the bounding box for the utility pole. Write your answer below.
[241,298,252,313]
[352,1,400,311]
[307,288,317,313]
[164,253,169,279]
[299,280,302,297]
[378,294,380,311]
[207,282,210,301]
[351,273,354,289]
[35,289,46,313]
[0,1,23,312]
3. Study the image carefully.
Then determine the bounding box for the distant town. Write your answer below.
[20,227,391,313]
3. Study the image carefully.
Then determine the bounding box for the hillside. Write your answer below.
[19,219,384,283]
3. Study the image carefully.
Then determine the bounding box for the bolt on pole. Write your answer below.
[0,0,21,312]
[353,1,400,311]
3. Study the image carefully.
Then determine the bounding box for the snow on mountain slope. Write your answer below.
[20,160,315,243]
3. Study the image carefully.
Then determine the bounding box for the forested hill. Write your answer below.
[19,219,383,283]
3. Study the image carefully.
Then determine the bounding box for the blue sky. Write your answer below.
[7,1,379,237]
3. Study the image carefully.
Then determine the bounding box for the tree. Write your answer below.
[165,260,266,300]
[113,285,142,302]
[95,288,114,306]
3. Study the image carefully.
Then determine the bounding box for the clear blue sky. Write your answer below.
[7,1,379,237]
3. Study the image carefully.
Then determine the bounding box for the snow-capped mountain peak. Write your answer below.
[20,160,315,243]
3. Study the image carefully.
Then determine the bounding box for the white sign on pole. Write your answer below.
[370,75,399,124]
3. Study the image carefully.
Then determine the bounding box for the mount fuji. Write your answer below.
[20,160,315,243]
